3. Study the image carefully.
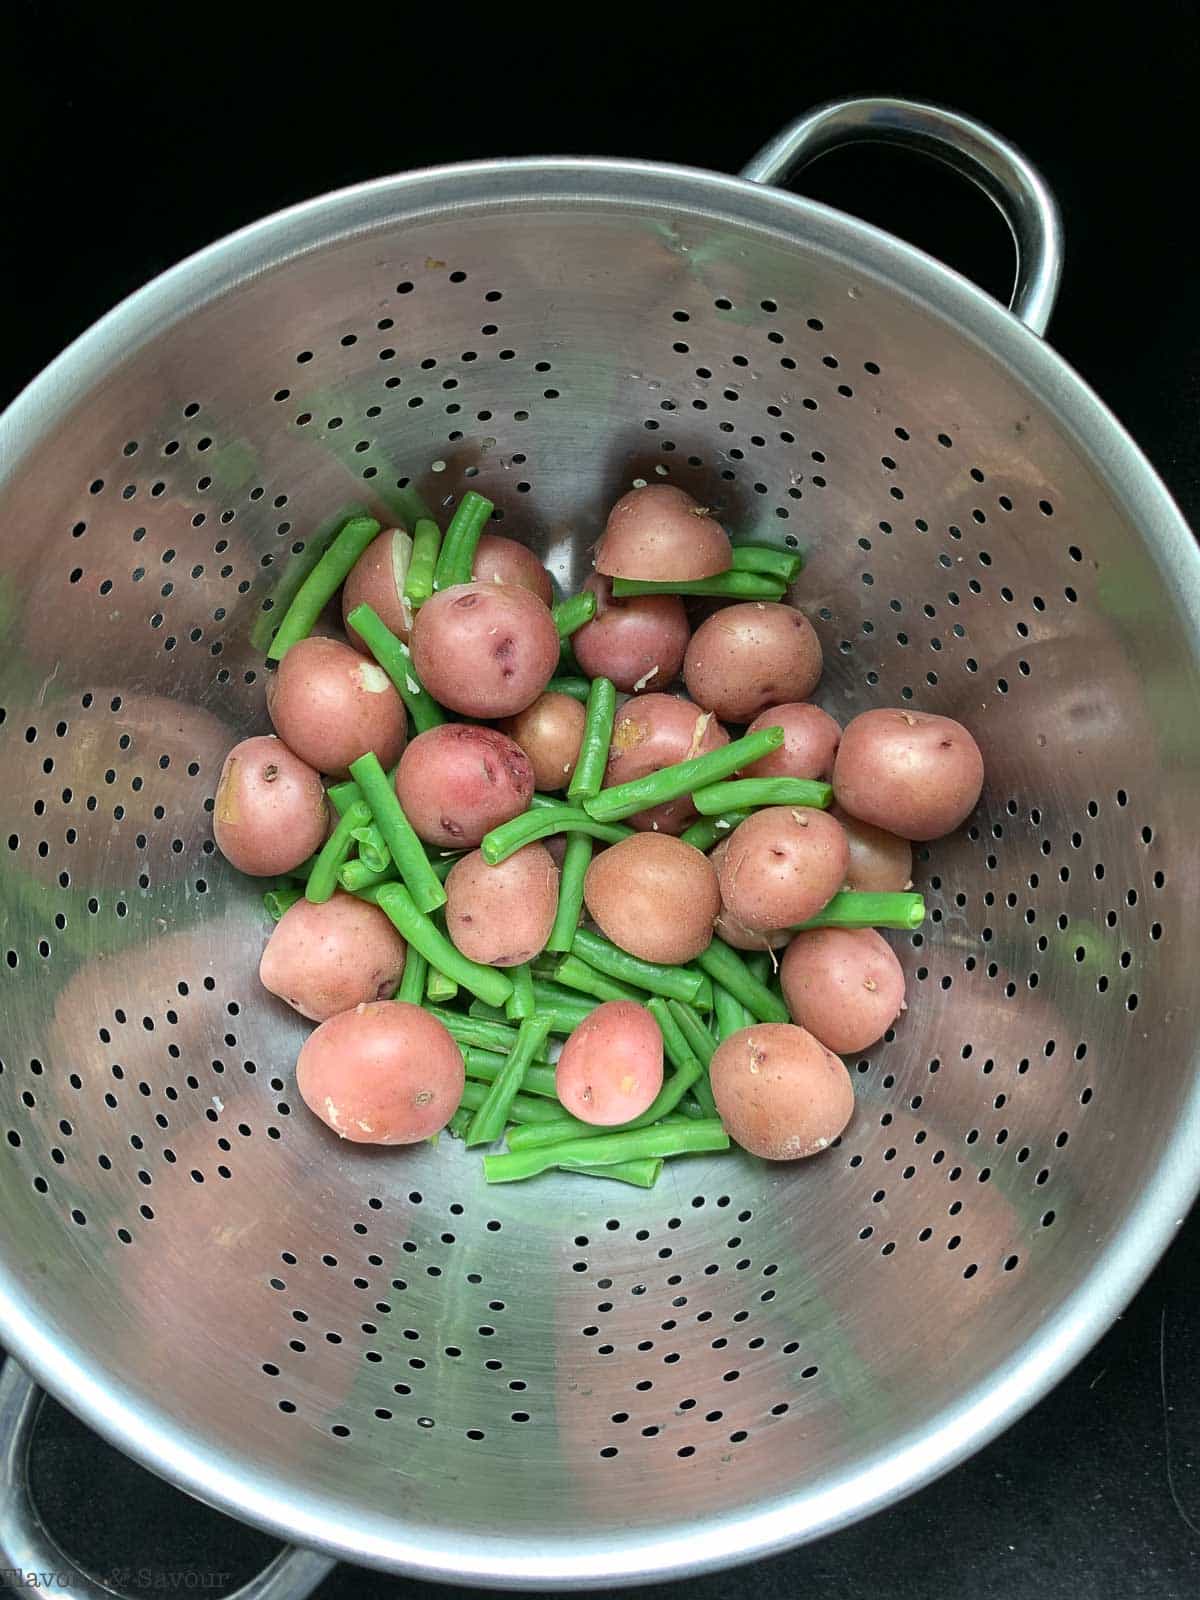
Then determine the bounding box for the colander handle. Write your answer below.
[740,96,1064,336]
[0,1361,336,1599]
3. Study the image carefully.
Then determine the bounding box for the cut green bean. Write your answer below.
[531,980,596,1025]
[481,804,633,865]
[340,859,397,895]
[468,999,510,1025]
[349,752,446,915]
[266,515,380,661]
[792,891,926,932]
[344,602,445,733]
[546,676,592,702]
[554,954,641,1005]
[326,779,363,816]
[484,1120,729,1182]
[567,676,616,804]
[667,999,717,1068]
[452,1078,568,1128]
[552,591,597,638]
[714,982,755,1040]
[404,517,441,608]
[263,882,303,921]
[351,824,391,874]
[432,491,493,591]
[527,792,562,811]
[463,1048,558,1100]
[584,727,785,823]
[466,1015,554,1146]
[427,1009,518,1053]
[286,854,318,882]
[395,946,428,1005]
[694,938,789,1024]
[647,997,701,1076]
[546,832,592,953]
[692,777,833,815]
[731,543,804,583]
[687,970,715,1012]
[425,963,459,1003]
[375,885,513,1007]
[743,951,775,986]
[570,928,705,1006]
[558,636,580,676]
[505,961,536,1022]
[306,800,371,903]
[447,1105,474,1140]
[507,1111,695,1153]
[429,853,461,883]
[569,1159,663,1188]
[678,811,751,851]
[610,572,785,601]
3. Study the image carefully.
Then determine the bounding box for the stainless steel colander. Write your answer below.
[2,97,1199,1595]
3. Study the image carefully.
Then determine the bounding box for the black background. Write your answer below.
[1,2,1197,1596]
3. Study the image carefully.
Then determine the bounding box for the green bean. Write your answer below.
[286,854,318,882]
[427,1009,518,1053]
[349,752,446,915]
[792,891,926,932]
[404,517,441,608]
[466,1015,555,1146]
[468,1000,510,1025]
[340,859,397,895]
[554,954,641,1005]
[326,779,363,816]
[470,997,587,1039]
[527,792,563,811]
[568,1159,663,1188]
[395,946,428,1005]
[692,777,833,815]
[584,727,785,823]
[546,832,592,953]
[344,602,445,733]
[610,572,785,601]
[507,1111,695,1153]
[730,544,804,583]
[531,980,596,1027]
[546,676,592,703]
[430,854,461,883]
[446,1105,474,1140]
[266,515,380,661]
[566,676,616,803]
[666,999,717,1068]
[570,928,705,1005]
[452,1078,569,1128]
[463,1048,558,1100]
[714,982,755,1040]
[687,970,715,1011]
[481,804,633,865]
[693,938,789,1024]
[374,885,513,1008]
[558,636,580,676]
[678,811,750,851]
[646,997,701,1076]
[432,490,493,591]
[351,824,391,874]
[552,591,596,638]
[483,1119,729,1182]
[743,951,774,985]
[505,961,536,1021]
[425,963,458,1003]
[263,882,303,921]
[306,800,371,903]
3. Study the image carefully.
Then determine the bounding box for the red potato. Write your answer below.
[555,1001,664,1125]
[444,843,559,966]
[742,703,841,782]
[605,693,729,834]
[831,805,914,893]
[342,527,414,650]
[296,1001,463,1145]
[409,581,559,718]
[259,892,408,1021]
[472,533,554,607]
[499,692,587,791]
[708,837,789,951]
[213,735,328,876]
[594,484,732,580]
[780,928,907,1054]
[394,723,533,848]
[718,806,849,932]
[683,601,823,723]
[584,833,719,964]
[267,635,407,778]
[833,708,985,841]
[710,1023,855,1160]
[571,591,690,695]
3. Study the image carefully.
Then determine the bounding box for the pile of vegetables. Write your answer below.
[214,481,984,1187]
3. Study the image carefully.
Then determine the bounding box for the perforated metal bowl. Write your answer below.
[1,99,1199,1595]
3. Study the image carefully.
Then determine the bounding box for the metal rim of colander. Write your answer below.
[1,154,1199,1588]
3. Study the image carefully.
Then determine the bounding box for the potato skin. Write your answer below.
[595,484,731,580]
[394,724,534,848]
[709,837,789,951]
[213,735,327,876]
[742,703,841,781]
[683,602,823,723]
[780,928,906,1054]
[831,805,913,893]
[718,806,849,931]
[296,1001,463,1144]
[500,692,586,791]
[410,581,559,718]
[445,844,559,966]
[710,1022,854,1160]
[832,708,984,841]
[471,533,554,607]
[342,528,412,650]
[555,1000,664,1125]
[259,892,407,1021]
[572,593,690,694]
[584,833,719,964]
[605,694,728,834]
[267,635,407,778]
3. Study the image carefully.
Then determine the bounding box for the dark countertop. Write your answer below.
[2,4,1197,1596]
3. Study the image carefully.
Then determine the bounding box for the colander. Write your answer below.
[1,95,1199,1596]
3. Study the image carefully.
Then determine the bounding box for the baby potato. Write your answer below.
[296,1001,463,1145]
[267,635,407,778]
[394,724,534,849]
[710,1022,854,1160]
[410,581,559,718]
[500,691,587,791]
[780,928,906,1054]
[572,591,690,694]
[472,533,554,607]
[259,891,407,1021]
[213,735,327,876]
[444,843,559,966]
[683,601,823,723]
[832,708,985,841]
[342,527,413,650]
[605,693,728,834]
[556,1000,664,1125]
[594,483,732,580]
[709,837,789,951]
[742,702,841,781]
[718,806,849,931]
[584,832,719,964]
[831,805,914,893]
